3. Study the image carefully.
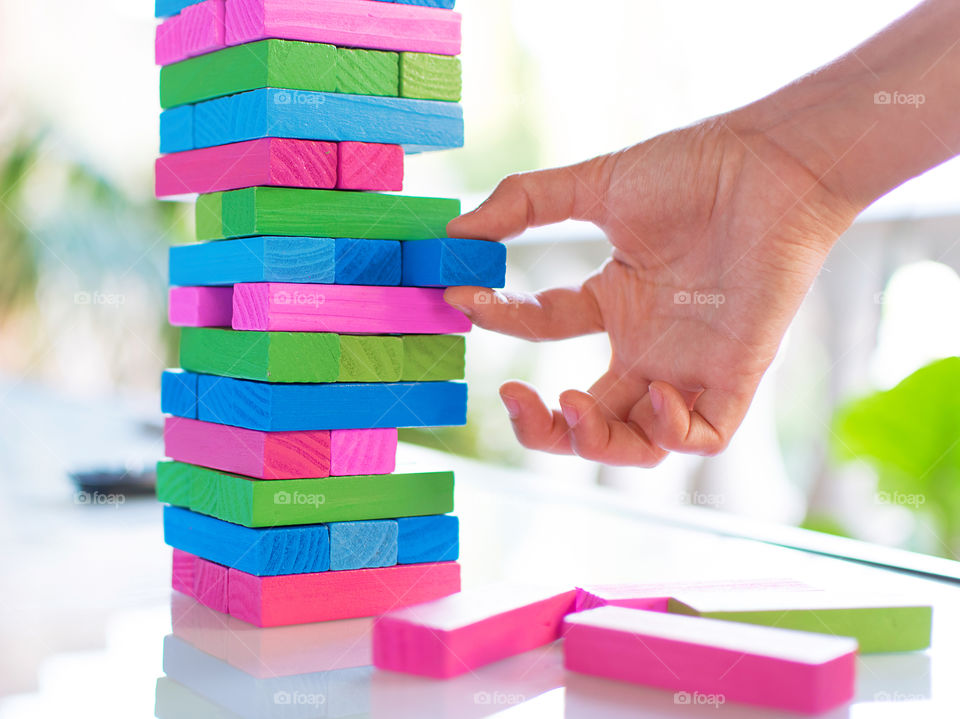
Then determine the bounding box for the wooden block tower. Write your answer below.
[154,0,503,627]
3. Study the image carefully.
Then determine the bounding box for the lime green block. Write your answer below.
[337,48,399,97]
[401,335,465,381]
[160,40,338,109]
[667,595,932,653]
[157,460,455,527]
[156,460,192,507]
[337,335,402,382]
[212,187,459,241]
[399,52,462,102]
[195,192,223,242]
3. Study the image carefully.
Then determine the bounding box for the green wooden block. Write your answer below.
[179,328,403,383]
[399,52,462,102]
[337,335,402,382]
[667,592,933,653]
[160,460,455,527]
[401,335,465,381]
[211,187,459,241]
[160,40,338,109]
[337,48,399,97]
[195,192,223,242]
[156,460,192,507]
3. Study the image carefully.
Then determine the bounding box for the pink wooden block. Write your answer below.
[171,548,229,613]
[156,138,337,197]
[155,0,226,66]
[232,283,472,334]
[336,142,404,192]
[575,578,818,612]
[172,547,197,596]
[563,607,857,715]
[228,559,462,627]
[226,0,462,56]
[168,286,233,327]
[164,417,398,479]
[373,585,577,678]
[330,428,397,476]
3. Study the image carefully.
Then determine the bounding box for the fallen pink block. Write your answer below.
[164,417,397,479]
[373,585,577,678]
[232,283,472,334]
[168,286,232,327]
[226,0,462,56]
[563,606,857,715]
[575,578,818,612]
[155,0,225,66]
[155,138,337,197]
[337,142,404,192]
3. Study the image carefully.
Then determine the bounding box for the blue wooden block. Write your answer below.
[163,505,330,576]
[162,369,198,418]
[155,0,202,17]
[335,238,401,286]
[186,89,463,153]
[169,237,336,286]
[396,514,459,564]
[159,105,194,154]
[391,0,456,7]
[401,238,506,288]
[328,519,398,571]
[190,372,467,430]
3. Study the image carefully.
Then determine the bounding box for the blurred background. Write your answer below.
[0,0,958,596]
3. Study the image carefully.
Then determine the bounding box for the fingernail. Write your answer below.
[561,404,580,427]
[449,303,473,318]
[649,385,663,413]
[501,395,521,419]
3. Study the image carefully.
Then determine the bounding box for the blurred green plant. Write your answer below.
[829,357,960,558]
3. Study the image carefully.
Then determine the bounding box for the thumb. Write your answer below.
[444,285,603,341]
[447,156,613,241]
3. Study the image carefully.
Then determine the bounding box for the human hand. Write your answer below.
[445,116,861,465]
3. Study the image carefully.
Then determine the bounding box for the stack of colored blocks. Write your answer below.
[154,0,506,627]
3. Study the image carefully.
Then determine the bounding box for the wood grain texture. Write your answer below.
[171,547,198,597]
[329,428,397,476]
[194,192,223,241]
[156,460,454,527]
[328,520,399,571]
[160,39,336,108]
[165,416,334,479]
[396,514,459,564]
[400,334,465,381]
[194,552,230,612]
[156,0,204,18]
[563,607,858,715]
[165,505,331,576]
[399,52,461,101]
[199,187,458,241]
[336,334,403,381]
[156,138,337,196]
[162,368,199,419]
[337,48,399,96]
[226,0,462,56]
[228,559,462,626]
[401,238,506,288]
[159,105,193,154]
[155,0,225,66]
[232,282,472,334]
[186,89,463,153]
[373,585,577,678]
[168,286,233,327]
[336,141,404,191]
[574,579,817,613]
[668,590,932,653]
[194,372,468,430]
[169,237,336,286]
[334,238,401,286]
